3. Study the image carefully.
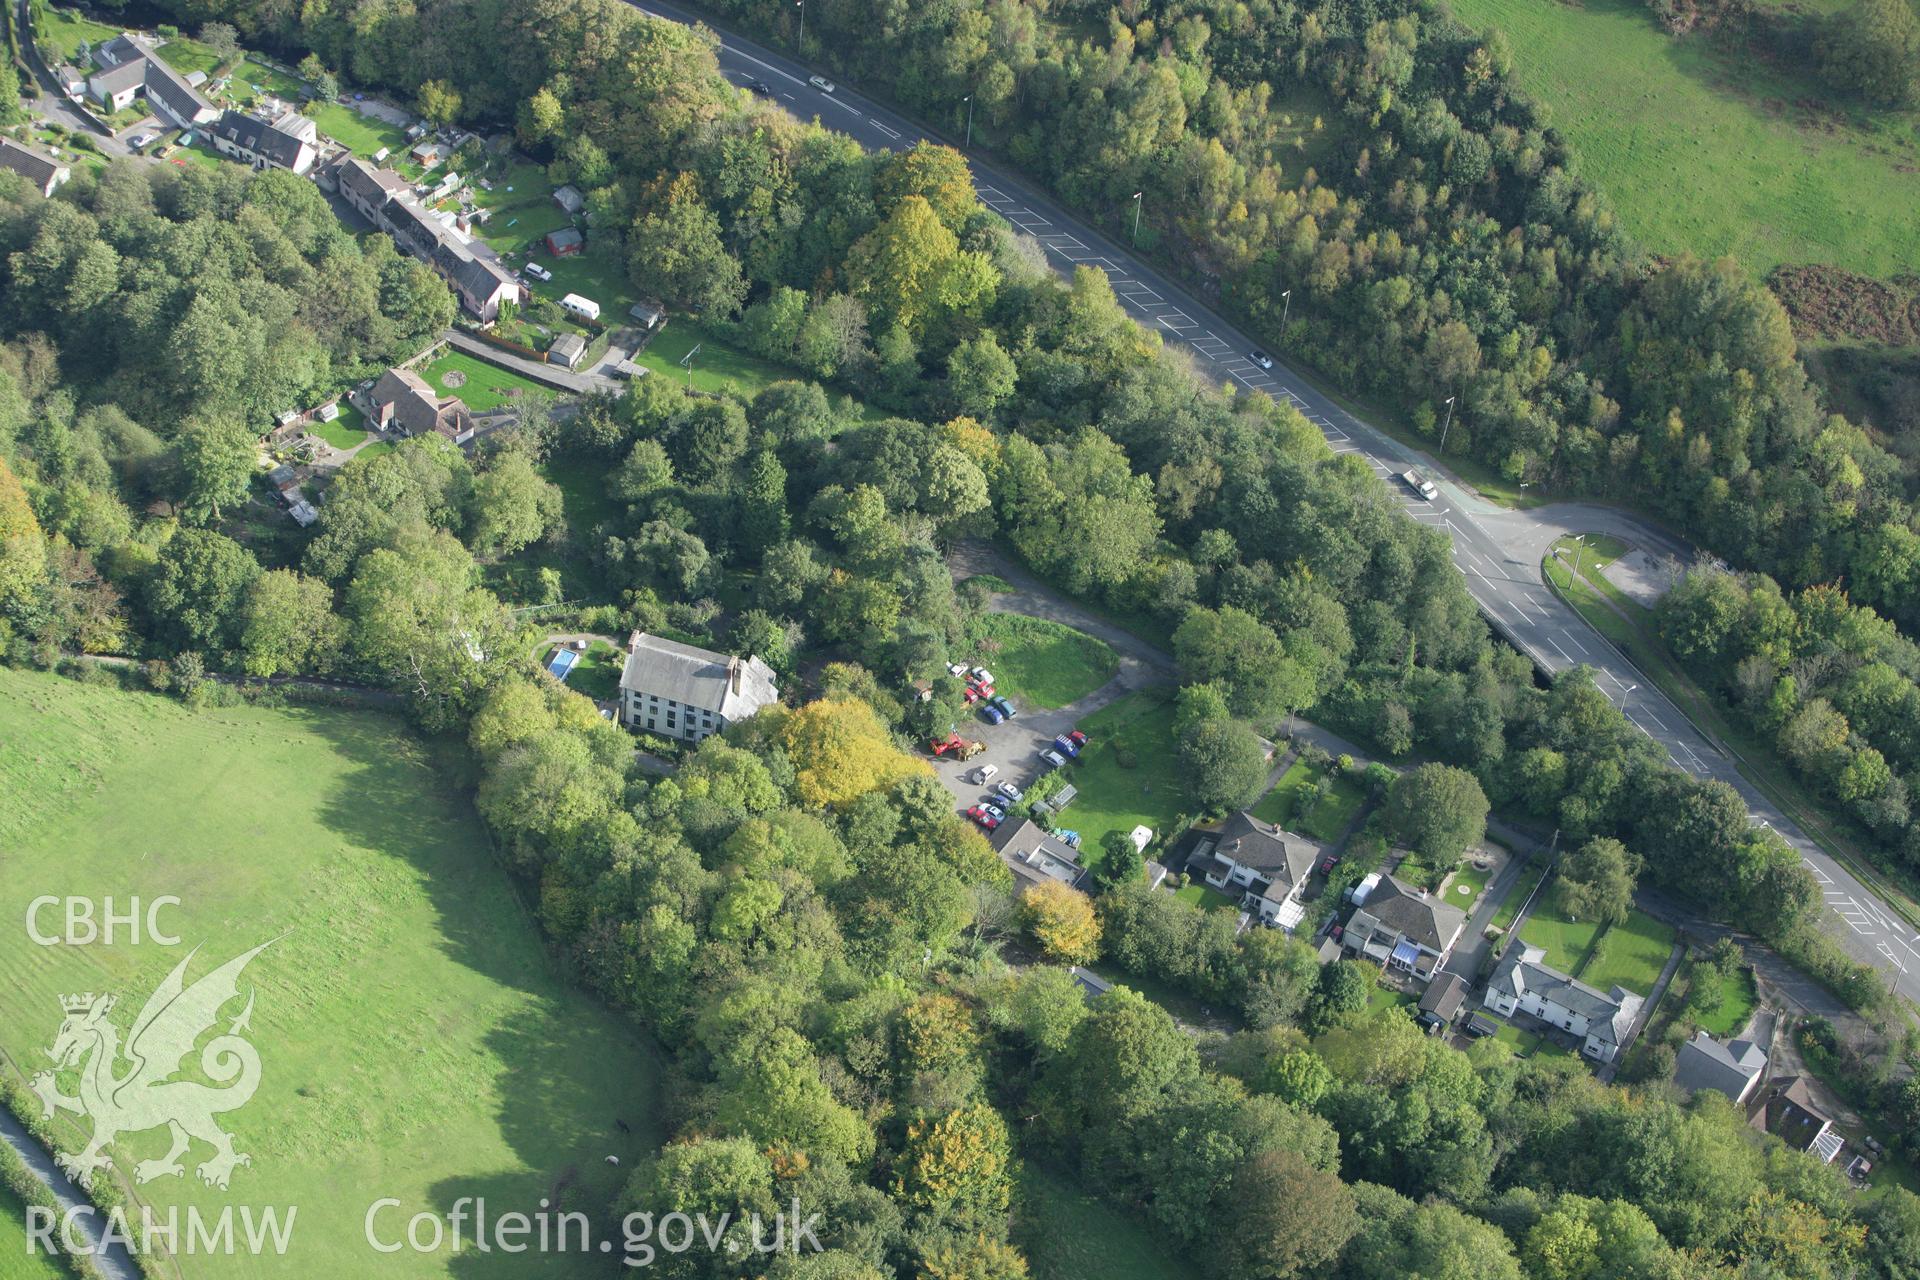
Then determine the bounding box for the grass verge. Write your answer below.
[967,613,1118,709]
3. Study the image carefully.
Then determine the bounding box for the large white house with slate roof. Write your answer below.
[1199,810,1323,930]
[1483,941,1643,1063]
[617,632,778,743]
[1343,873,1468,981]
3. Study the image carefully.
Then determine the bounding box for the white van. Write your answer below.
[972,764,999,785]
[559,293,600,321]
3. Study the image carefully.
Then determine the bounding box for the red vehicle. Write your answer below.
[931,732,965,756]
[963,682,994,704]
[1319,854,1340,875]
[966,805,1002,830]
[1067,730,1088,748]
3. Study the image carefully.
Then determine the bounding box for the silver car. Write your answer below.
[996,781,1023,803]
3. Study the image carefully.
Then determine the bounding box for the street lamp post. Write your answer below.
[1439,394,1457,451]
[795,0,805,49]
[1571,534,1587,585]
[963,94,973,148]
[1131,191,1142,245]
[1280,288,1292,329]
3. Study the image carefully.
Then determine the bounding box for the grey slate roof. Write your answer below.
[1360,874,1468,953]
[1674,1031,1767,1101]
[88,58,147,96]
[0,139,69,193]
[548,333,587,367]
[371,367,471,440]
[1488,942,1642,1048]
[93,34,147,66]
[141,55,214,126]
[1214,810,1321,894]
[618,632,779,721]
[211,108,312,168]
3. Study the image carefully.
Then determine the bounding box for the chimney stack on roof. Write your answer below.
[627,630,643,653]
[728,656,742,695]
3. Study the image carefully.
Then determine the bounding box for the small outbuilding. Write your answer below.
[545,226,585,257]
[552,184,585,215]
[628,300,666,332]
[548,333,588,370]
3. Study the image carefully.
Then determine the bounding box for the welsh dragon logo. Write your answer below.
[30,941,273,1192]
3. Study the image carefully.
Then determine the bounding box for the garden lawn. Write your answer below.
[969,614,1117,709]
[1012,1163,1201,1280]
[309,102,410,158]
[1446,0,1920,279]
[1252,757,1318,827]
[1579,909,1676,997]
[565,640,624,702]
[1173,881,1239,913]
[311,402,369,450]
[220,58,309,105]
[0,668,662,1278]
[1301,772,1366,842]
[417,350,550,412]
[632,321,804,402]
[485,454,618,603]
[470,162,575,258]
[1694,963,1759,1037]
[1060,691,1184,875]
[1519,882,1604,975]
[1443,858,1494,912]
[153,35,228,80]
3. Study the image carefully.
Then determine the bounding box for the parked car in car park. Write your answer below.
[973,764,999,784]
[966,805,1001,830]
[1039,749,1068,769]
[989,695,1015,718]
[1067,730,1088,748]
[980,704,1005,725]
[1052,735,1080,759]
[996,782,1023,803]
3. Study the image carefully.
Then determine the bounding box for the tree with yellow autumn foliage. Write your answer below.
[777,696,931,809]
[1018,880,1100,964]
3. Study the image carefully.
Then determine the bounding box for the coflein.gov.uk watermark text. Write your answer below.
[30,1199,825,1267]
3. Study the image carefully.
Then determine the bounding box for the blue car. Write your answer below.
[990,695,1015,718]
[980,704,1005,725]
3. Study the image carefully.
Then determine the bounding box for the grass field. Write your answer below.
[0,669,660,1277]
[1693,963,1759,1037]
[633,322,811,403]
[417,350,550,413]
[1445,0,1920,279]
[309,102,410,158]
[153,34,228,80]
[1251,758,1317,826]
[1012,1163,1201,1280]
[1060,691,1185,872]
[0,1182,68,1279]
[1580,909,1676,996]
[968,614,1117,709]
